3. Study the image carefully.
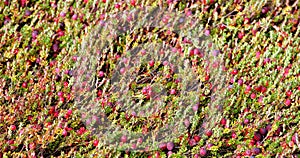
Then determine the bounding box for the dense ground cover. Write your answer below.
[0,0,300,157]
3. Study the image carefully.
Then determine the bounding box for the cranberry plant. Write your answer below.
[0,0,299,157]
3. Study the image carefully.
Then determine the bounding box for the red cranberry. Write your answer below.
[22,82,28,88]
[220,118,226,126]
[67,109,72,115]
[274,127,282,135]
[204,29,210,36]
[148,60,155,67]
[244,118,249,125]
[11,125,16,131]
[256,141,262,146]
[206,143,213,149]
[263,58,270,65]
[154,151,160,158]
[25,10,32,16]
[142,87,148,95]
[285,99,291,106]
[199,147,207,156]
[189,49,195,56]
[238,32,244,39]
[131,143,137,149]
[167,151,173,157]
[246,85,251,91]
[292,134,298,143]
[72,14,78,20]
[249,139,256,146]
[72,56,77,61]
[120,67,126,74]
[171,47,177,53]
[163,61,168,66]
[166,0,173,4]
[60,12,66,17]
[93,139,99,147]
[162,16,169,23]
[57,91,64,97]
[286,90,292,97]
[137,137,143,144]
[244,149,251,156]
[114,3,121,9]
[254,132,262,141]
[252,148,261,155]
[194,135,201,142]
[205,130,213,137]
[130,0,136,6]
[244,17,250,24]
[140,49,146,55]
[167,142,174,151]
[96,90,102,97]
[175,78,181,84]
[259,128,267,135]
[62,129,67,136]
[4,17,11,25]
[255,86,262,92]
[184,118,190,127]
[237,79,244,86]
[231,69,238,75]
[192,104,199,112]
[170,89,176,95]
[261,86,267,93]
[59,97,64,102]
[159,142,167,150]
[259,97,265,103]
[205,75,209,81]
[256,52,261,59]
[58,30,64,37]
[8,140,14,145]
[54,111,59,117]
[265,81,269,87]
[120,135,127,143]
[185,10,192,16]
[4,0,9,5]
[262,7,269,14]
[250,93,256,99]
[28,116,33,121]
[232,132,237,139]
[52,43,59,52]
[194,48,200,55]
[219,24,226,30]
[29,142,36,150]
[63,82,68,87]
[234,0,241,4]
[32,30,38,39]
[98,71,104,77]
[189,138,197,146]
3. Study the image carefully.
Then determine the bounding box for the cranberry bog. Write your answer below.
[0,0,300,157]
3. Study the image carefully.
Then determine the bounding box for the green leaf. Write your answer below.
[208,145,219,151]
